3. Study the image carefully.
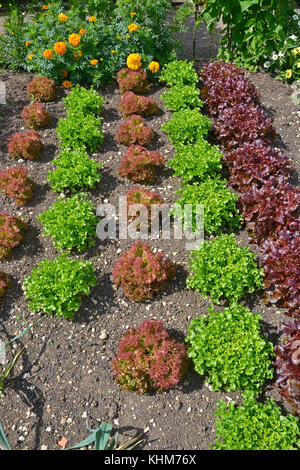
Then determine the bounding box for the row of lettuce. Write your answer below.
[0,57,299,449]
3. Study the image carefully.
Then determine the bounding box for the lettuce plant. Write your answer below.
[0,212,28,261]
[63,85,105,115]
[159,60,198,87]
[118,92,158,117]
[0,167,34,206]
[160,84,203,111]
[112,318,189,393]
[0,271,11,299]
[125,187,164,232]
[46,147,102,193]
[275,320,300,416]
[119,145,165,184]
[8,130,42,160]
[38,195,98,253]
[112,242,176,302]
[172,179,241,235]
[24,254,97,320]
[187,233,264,304]
[186,304,274,392]
[117,68,150,94]
[56,112,104,152]
[27,76,56,102]
[166,138,222,183]
[115,115,154,147]
[21,103,51,130]
[162,108,211,145]
[213,392,300,450]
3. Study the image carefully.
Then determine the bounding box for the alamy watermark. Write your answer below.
[0,80,6,105]
[96,198,204,250]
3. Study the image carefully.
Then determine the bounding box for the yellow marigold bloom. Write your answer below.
[27,54,33,60]
[43,49,53,59]
[54,41,67,55]
[62,80,72,89]
[111,50,116,54]
[68,33,81,46]
[100,58,103,61]
[130,12,136,18]
[88,16,97,22]
[42,4,50,10]
[74,49,83,60]
[61,69,68,77]
[25,40,32,47]
[126,34,131,39]
[148,61,160,73]
[79,28,86,35]
[90,59,99,66]
[58,13,68,22]
[285,69,292,79]
[128,23,139,33]
[126,53,142,71]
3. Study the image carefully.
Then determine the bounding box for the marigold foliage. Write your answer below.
[27,76,56,102]
[162,109,211,145]
[112,242,176,302]
[187,234,264,304]
[115,115,154,146]
[21,103,51,129]
[186,304,274,393]
[119,145,165,184]
[0,271,11,299]
[46,147,102,193]
[213,393,300,450]
[159,60,198,87]
[24,254,98,320]
[38,195,98,253]
[117,68,150,94]
[118,91,158,117]
[167,138,222,184]
[8,130,43,160]
[112,318,189,394]
[0,212,28,261]
[0,166,34,206]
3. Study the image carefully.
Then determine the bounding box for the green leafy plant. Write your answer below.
[160,84,203,111]
[187,233,264,303]
[63,85,105,115]
[46,147,102,193]
[24,254,97,320]
[0,347,24,397]
[186,304,274,392]
[213,392,300,450]
[56,111,104,152]
[166,138,222,183]
[172,179,241,235]
[162,109,211,145]
[159,60,198,86]
[38,195,98,252]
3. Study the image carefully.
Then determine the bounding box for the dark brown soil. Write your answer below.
[0,32,299,450]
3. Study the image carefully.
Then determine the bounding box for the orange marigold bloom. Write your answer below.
[126,34,131,39]
[128,23,138,33]
[111,50,116,54]
[61,69,68,78]
[79,28,86,35]
[58,13,68,22]
[43,49,53,59]
[88,16,97,22]
[25,40,32,47]
[90,59,99,66]
[130,12,136,18]
[54,41,67,55]
[42,4,50,10]
[73,49,83,60]
[62,80,72,89]
[126,53,142,71]
[68,33,81,46]
[148,61,160,73]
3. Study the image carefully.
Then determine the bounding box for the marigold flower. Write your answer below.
[54,41,67,55]
[130,12,136,18]
[73,49,83,60]
[62,80,72,89]
[148,61,160,73]
[111,50,116,54]
[285,69,292,79]
[128,23,139,33]
[126,34,131,39]
[126,53,142,71]
[68,33,81,46]
[90,59,98,66]
[58,13,68,22]
[88,16,97,22]
[42,4,50,10]
[61,69,68,78]
[27,54,33,60]
[25,40,32,47]
[79,28,86,35]
[43,49,53,59]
